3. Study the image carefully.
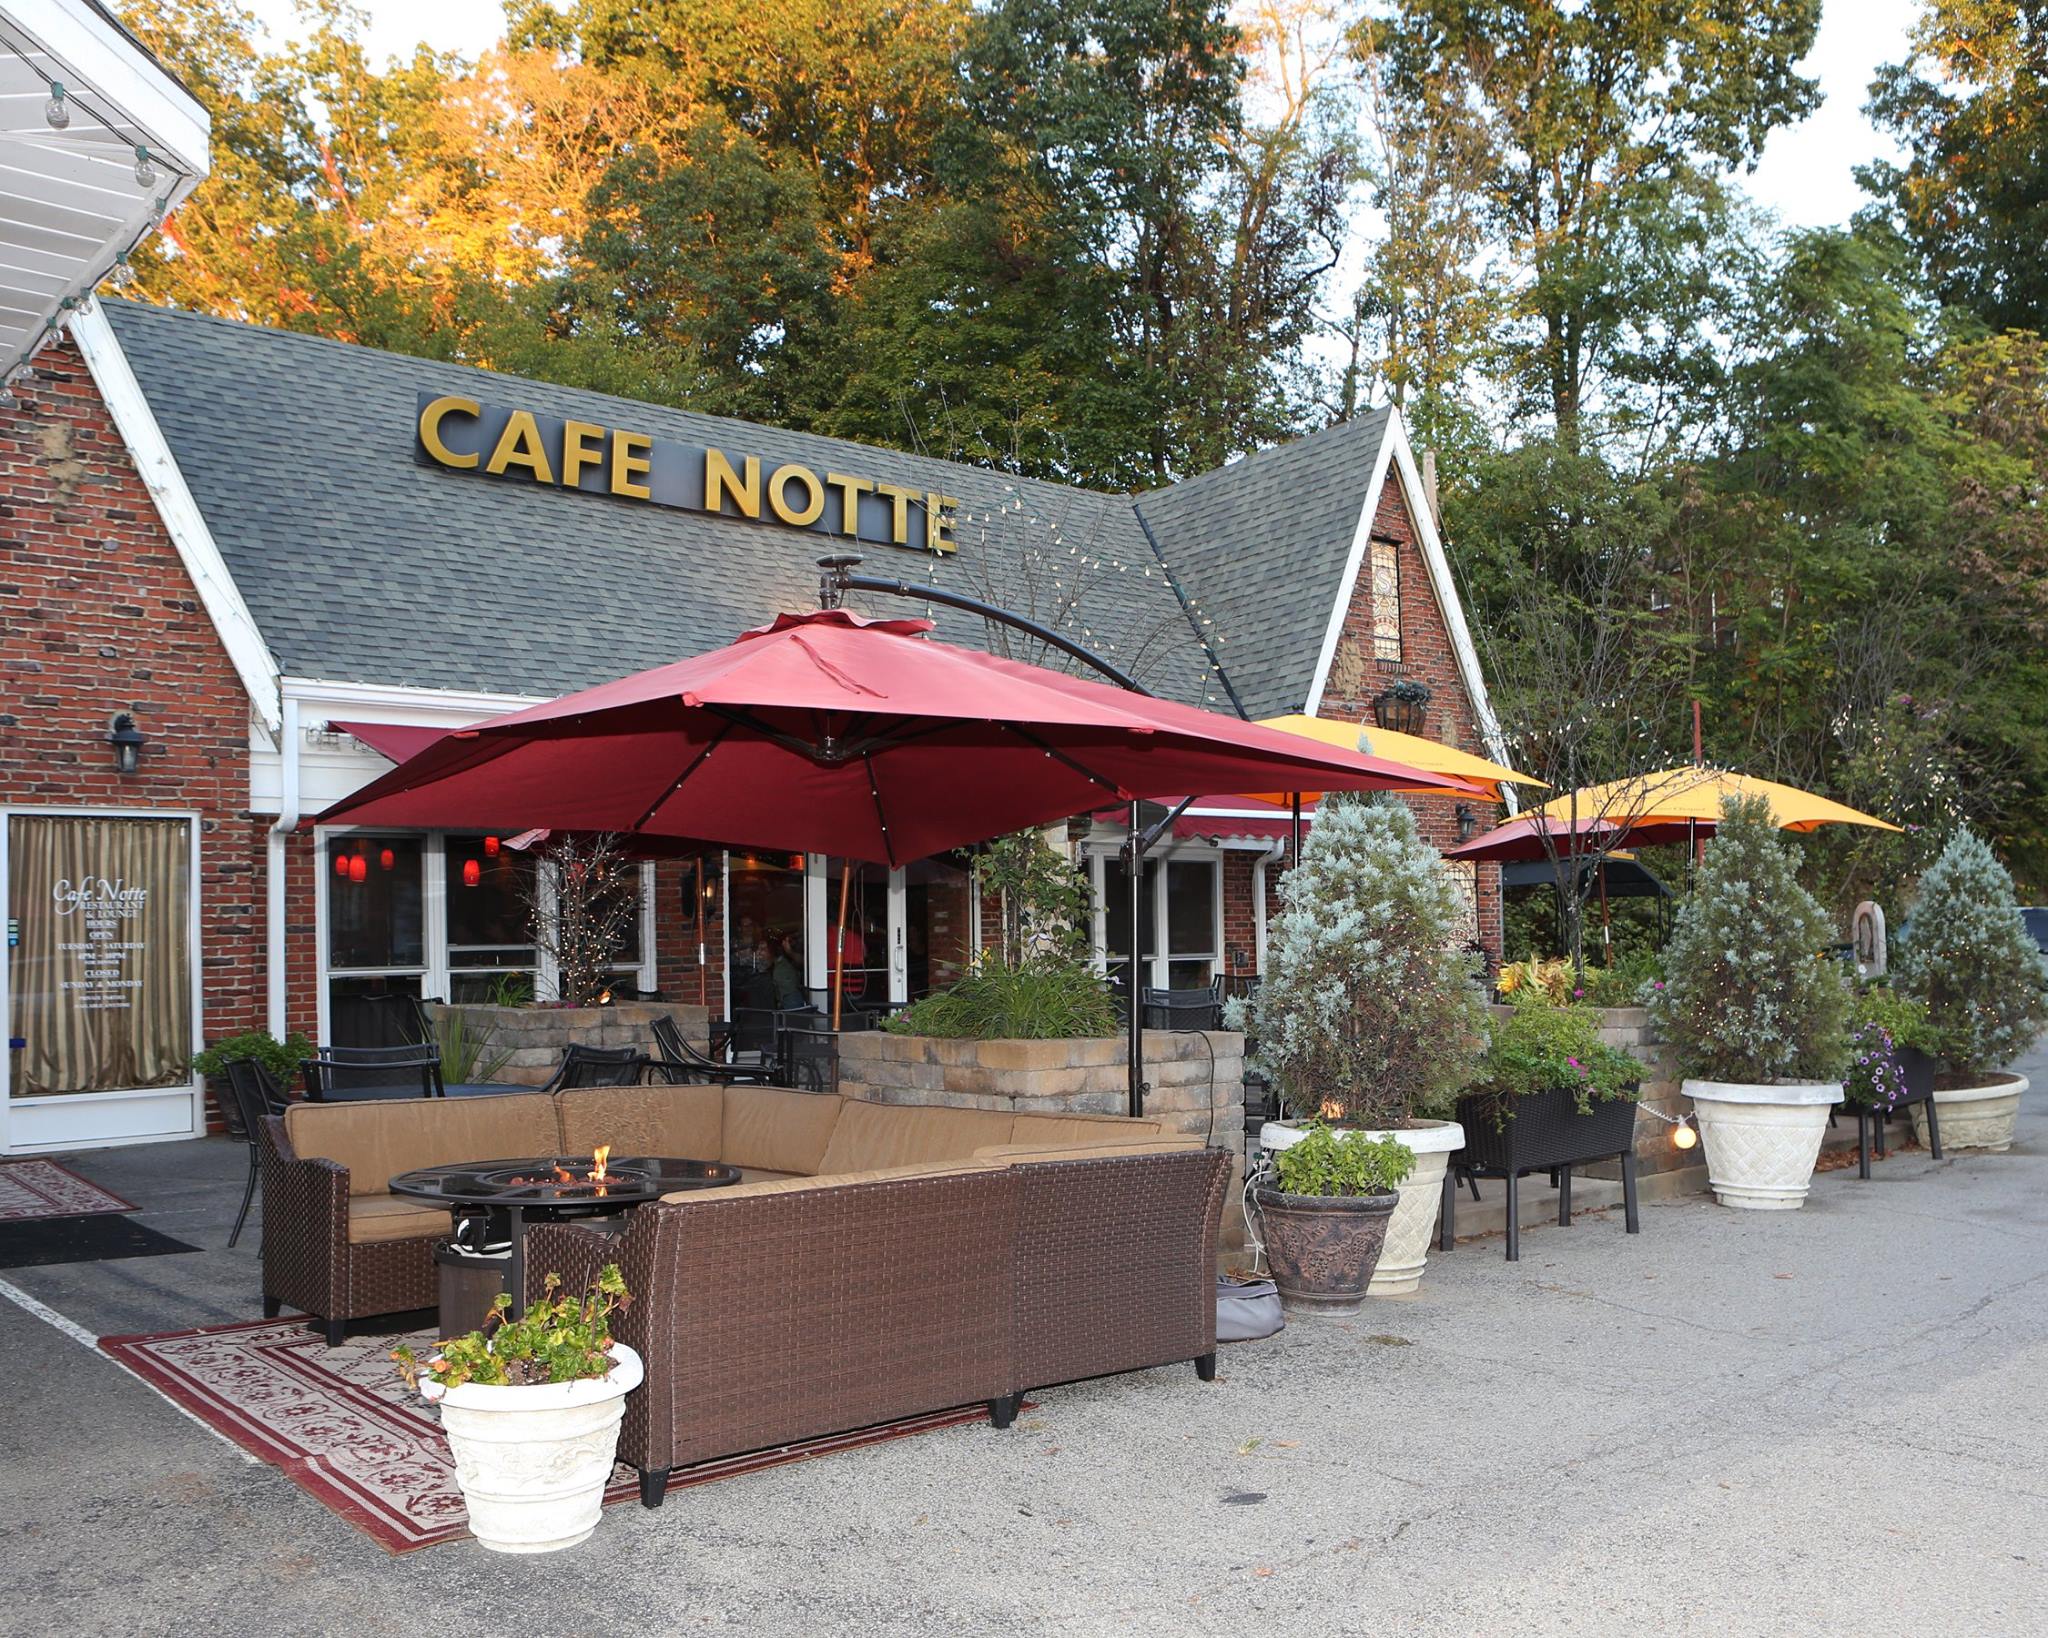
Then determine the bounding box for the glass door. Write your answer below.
[325,833,426,1046]
[727,851,807,1010]
[820,856,891,1010]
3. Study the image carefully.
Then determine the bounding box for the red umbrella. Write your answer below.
[316,609,1469,863]
[1445,813,1709,863]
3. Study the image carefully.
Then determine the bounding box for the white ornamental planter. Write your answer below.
[1684,1080,1840,1210]
[1260,1118,1465,1296]
[1910,1073,2027,1153]
[423,1343,643,1554]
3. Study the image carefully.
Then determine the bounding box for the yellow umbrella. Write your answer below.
[1531,767,1900,832]
[1248,714,1545,804]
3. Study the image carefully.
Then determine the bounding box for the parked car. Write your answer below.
[2022,908,2048,958]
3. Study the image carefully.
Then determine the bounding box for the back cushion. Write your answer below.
[819,1099,1020,1175]
[1007,1112,1167,1147]
[555,1084,722,1161]
[719,1086,844,1175]
[974,1138,1205,1165]
[284,1094,558,1197]
[662,1158,997,1205]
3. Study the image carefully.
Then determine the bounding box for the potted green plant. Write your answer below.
[192,1029,313,1125]
[394,1265,641,1554]
[1454,998,1642,1254]
[1842,986,1935,1112]
[1254,1123,1415,1314]
[1648,795,1850,1209]
[1891,830,2048,1152]
[1238,794,1486,1294]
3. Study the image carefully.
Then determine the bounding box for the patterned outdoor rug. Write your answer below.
[100,1317,1006,1553]
[0,1158,137,1223]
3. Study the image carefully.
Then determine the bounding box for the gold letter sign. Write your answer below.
[414,392,958,555]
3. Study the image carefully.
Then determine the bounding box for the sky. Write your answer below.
[238,0,1922,232]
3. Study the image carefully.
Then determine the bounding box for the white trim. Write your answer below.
[69,306,283,733]
[283,675,545,718]
[2,804,205,1154]
[5,2,209,183]
[1300,407,1513,786]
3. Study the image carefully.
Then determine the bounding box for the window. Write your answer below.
[727,851,807,1010]
[1096,850,1220,991]
[1371,538,1401,662]
[446,836,536,1003]
[326,833,427,1046]
[1164,859,1220,988]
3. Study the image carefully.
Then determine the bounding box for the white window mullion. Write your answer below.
[423,833,450,1004]
[887,866,907,1004]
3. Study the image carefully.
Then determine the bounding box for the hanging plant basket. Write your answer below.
[1371,679,1432,736]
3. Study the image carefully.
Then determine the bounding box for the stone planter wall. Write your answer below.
[439,1001,712,1087]
[835,1029,1247,1241]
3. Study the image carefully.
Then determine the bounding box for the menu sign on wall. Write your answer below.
[5,816,192,1098]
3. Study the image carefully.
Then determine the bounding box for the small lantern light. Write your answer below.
[379,847,395,872]
[1673,1121,1698,1152]
[348,855,368,884]
[1455,802,1479,843]
[107,713,146,775]
[45,83,69,130]
[334,851,351,879]
[462,858,482,888]
[788,853,805,870]
[482,835,500,857]
[133,146,156,189]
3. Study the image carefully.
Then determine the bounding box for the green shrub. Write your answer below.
[393,1265,629,1391]
[1850,984,1935,1053]
[885,957,1119,1040]
[1892,830,2048,1075]
[192,1029,312,1084]
[431,1003,513,1085]
[1474,998,1641,1118]
[1271,1122,1416,1198]
[1241,794,1486,1127]
[1649,795,1850,1084]
[1580,948,1665,1008]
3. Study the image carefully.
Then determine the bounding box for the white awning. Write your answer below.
[0,1,206,379]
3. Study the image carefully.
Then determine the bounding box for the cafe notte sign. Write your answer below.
[414,392,959,555]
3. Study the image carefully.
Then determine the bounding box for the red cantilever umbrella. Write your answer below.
[1444,813,1710,863]
[317,609,1469,861]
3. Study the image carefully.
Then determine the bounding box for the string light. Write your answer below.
[44,81,68,129]
[133,146,155,188]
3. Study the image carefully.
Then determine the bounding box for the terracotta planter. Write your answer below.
[1910,1072,2027,1153]
[1254,1187,1399,1316]
[1260,1117,1465,1294]
[1684,1080,1840,1210]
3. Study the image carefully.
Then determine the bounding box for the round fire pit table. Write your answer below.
[391,1155,740,1322]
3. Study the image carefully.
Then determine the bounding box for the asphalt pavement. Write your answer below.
[4,1049,2045,1637]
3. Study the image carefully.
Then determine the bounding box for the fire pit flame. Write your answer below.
[591,1144,611,1183]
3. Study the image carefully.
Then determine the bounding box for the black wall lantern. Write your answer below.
[107,712,146,775]
[1455,801,1479,843]
[1371,678,1432,737]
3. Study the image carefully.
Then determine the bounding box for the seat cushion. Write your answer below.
[973,1138,1206,1165]
[1007,1111,1167,1146]
[818,1099,1020,1174]
[346,1193,455,1244]
[719,1087,844,1175]
[664,1158,997,1205]
[555,1083,722,1161]
[284,1093,558,1196]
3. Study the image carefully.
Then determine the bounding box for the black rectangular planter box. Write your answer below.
[1443,1085,1643,1261]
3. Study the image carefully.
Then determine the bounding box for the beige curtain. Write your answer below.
[8,815,193,1097]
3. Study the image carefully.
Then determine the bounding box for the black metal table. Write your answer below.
[388,1155,740,1318]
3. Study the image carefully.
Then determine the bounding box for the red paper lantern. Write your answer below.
[789,853,805,871]
[378,847,395,872]
[462,858,482,888]
[348,855,368,884]
[333,852,349,878]
[483,835,500,857]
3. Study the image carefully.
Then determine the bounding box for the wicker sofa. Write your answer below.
[258,1088,1229,1489]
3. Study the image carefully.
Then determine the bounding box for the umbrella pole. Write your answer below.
[832,860,852,1030]
[1291,793,1302,870]
[1128,800,1147,1118]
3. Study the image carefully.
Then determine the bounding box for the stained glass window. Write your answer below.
[1371,538,1401,661]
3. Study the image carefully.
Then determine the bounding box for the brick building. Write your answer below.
[2,298,1509,1154]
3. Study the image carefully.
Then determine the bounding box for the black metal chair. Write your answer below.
[776,1016,840,1094]
[728,1007,784,1067]
[301,1043,444,1102]
[538,1043,650,1092]
[647,1014,772,1086]
[1141,982,1224,1031]
[221,1058,287,1249]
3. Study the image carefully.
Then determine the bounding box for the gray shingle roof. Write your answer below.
[1134,409,1390,719]
[102,300,1382,716]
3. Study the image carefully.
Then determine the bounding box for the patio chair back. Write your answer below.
[222,1057,287,1140]
[1141,983,1224,1032]
[302,1043,444,1101]
[543,1043,649,1092]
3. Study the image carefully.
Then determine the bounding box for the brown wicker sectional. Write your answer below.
[259,1085,1229,1489]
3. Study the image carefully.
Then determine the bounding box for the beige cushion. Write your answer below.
[284,1094,558,1197]
[347,1194,455,1244]
[664,1158,997,1205]
[817,1099,1019,1174]
[1007,1111,1166,1145]
[719,1086,844,1175]
[555,1083,722,1160]
[972,1137,1206,1165]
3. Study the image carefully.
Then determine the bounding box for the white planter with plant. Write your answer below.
[1649,795,1850,1210]
[396,1267,640,1554]
[1236,795,1485,1296]
[1891,830,2048,1153]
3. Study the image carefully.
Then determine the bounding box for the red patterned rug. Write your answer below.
[0,1159,136,1223]
[100,1317,1004,1553]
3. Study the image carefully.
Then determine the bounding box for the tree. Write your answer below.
[1355,0,1822,447]
[521,834,643,1007]
[1891,829,2048,1074]
[1863,0,2048,334]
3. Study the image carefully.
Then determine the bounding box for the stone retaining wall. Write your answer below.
[835,1029,1247,1239]
[439,1001,712,1087]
